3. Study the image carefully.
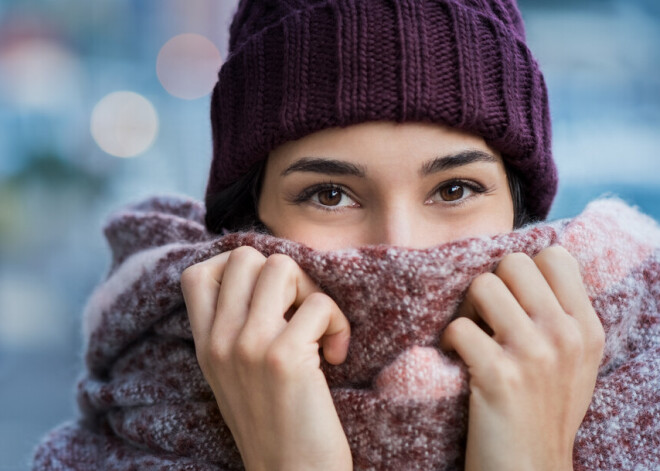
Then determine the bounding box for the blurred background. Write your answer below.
[0,0,659,469]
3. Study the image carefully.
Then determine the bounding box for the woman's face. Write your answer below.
[258,121,514,250]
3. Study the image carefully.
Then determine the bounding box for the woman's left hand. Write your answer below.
[440,246,606,471]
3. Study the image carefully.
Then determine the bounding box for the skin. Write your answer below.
[258,120,514,249]
[181,121,605,471]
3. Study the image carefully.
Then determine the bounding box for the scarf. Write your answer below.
[32,195,660,470]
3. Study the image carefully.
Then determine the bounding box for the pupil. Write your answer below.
[320,188,341,205]
[442,184,463,201]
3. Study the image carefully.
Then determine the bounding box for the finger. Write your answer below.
[458,272,535,345]
[180,251,232,346]
[277,292,351,365]
[440,316,503,372]
[533,246,602,331]
[494,252,565,324]
[213,246,267,342]
[242,253,322,342]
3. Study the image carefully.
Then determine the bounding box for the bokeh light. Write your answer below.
[90,91,159,158]
[0,38,82,110]
[156,33,221,100]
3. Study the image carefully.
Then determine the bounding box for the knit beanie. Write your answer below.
[206,0,557,221]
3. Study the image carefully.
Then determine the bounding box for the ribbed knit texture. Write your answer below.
[32,194,660,470]
[206,0,556,221]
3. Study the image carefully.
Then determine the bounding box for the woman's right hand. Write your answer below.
[180,246,353,471]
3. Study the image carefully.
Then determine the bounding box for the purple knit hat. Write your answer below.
[206,0,557,221]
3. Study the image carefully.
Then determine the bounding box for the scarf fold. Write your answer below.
[32,195,660,470]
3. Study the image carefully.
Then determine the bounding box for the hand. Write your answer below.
[440,246,605,471]
[180,246,353,471]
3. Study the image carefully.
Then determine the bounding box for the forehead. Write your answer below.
[267,120,503,175]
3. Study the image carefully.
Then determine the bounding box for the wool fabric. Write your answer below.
[206,0,557,221]
[32,194,660,470]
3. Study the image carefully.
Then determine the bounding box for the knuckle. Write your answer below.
[537,245,579,270]
[468,272,501,296]
[180,263,207,286]
[228,245,264,263]
[304,291,335,310]
[557,322,585,356]
[264,343,293,376]
[545,244,574,259]
[525,341,558,369]
[447,316,473,333]
[264,253,298,273]
[233,335,260,365]
[569,305,605,358]
[488,360,523,391]
[589,321,606,356]
[495,252,533,276]
[442,319,461,340]
[207,338,230,362]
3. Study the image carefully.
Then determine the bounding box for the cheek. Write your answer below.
[259,204,359,249]
[428,191,514,244]
[452,197,515,239]
[260,189,516,250]
[277,224,362,250]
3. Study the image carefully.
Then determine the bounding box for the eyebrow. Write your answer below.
[280,150,498,178]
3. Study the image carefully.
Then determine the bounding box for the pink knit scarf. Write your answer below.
[33,195,660,470]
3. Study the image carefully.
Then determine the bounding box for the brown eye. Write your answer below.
[293,183,358,212]
[317,188,342,206]
[439,183,464,201]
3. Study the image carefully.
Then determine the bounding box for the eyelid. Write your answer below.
[427,178,489,205]
[291,182,359,212]
[291,178,489,212]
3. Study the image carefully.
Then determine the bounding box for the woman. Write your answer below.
[181,1,605,469]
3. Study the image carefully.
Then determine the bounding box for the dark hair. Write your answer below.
[205,158,535,235]
[205,159,271,235]
[506,163,535,229]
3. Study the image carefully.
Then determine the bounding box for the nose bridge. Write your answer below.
[373,200,416,247]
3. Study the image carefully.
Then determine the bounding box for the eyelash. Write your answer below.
[291,181,356,213]
[291,179,489,213]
